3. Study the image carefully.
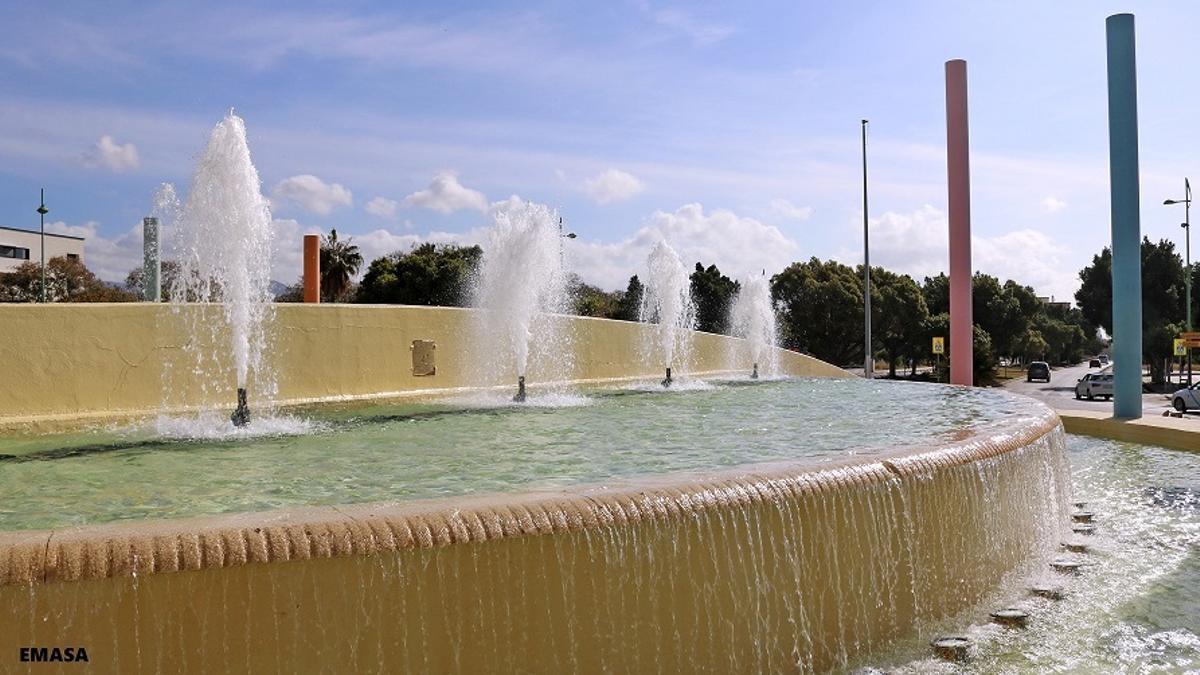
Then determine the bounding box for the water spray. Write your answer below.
[513,375,527,403]
[662,367,673,388]
[231,387,250,427]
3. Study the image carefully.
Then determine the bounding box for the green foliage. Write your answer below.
[1075,237,1187,383]
[690,262,738,334]
[355,243,482,306]
[771,258,865,366]
[870,267,929,377]
[0,257,136,303]
[612,275,643,322]
[320,229,363,302]
[569,275,621,318]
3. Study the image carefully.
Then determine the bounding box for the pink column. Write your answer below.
[946,59,973,386]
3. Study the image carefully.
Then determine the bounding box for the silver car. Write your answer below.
[1172,382,1200,412]
[1075,373,1114,400]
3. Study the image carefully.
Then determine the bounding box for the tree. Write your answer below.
[922,313,996,384]
[320,229,363,302]
[771,258,865,366]
[0,256,136,302]
[872,268,929,377]
[356,243,482,306]
[690,262,739,334]
[1075,238,1186,383]
[568,275,621,318]
[612,275,643,322]
[124,260,184,301]
[922,273,950,316]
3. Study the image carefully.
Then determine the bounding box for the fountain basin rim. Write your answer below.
[0,404,1061,588]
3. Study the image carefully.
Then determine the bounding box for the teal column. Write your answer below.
[1106,13,1143,419]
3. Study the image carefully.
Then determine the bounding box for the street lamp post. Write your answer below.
[37,189,48,303]
[861,119,872,379]
[1165,177,1192,385]
[558,215,576,267]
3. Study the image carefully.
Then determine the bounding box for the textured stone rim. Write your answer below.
[0,406,1061,588]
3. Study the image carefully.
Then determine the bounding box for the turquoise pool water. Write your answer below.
[0,378,1039,532]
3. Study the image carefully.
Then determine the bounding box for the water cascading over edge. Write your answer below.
[470,199,570,401]
[729,273,779,379]
[164,112,275,427]
[639,241,695,387]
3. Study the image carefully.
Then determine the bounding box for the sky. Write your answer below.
[2,0,1199,302]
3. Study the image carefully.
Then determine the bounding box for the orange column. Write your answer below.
[303,234,320,303]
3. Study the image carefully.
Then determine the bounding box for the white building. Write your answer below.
[0,226,85,273]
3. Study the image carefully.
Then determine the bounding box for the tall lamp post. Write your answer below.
[37,189,48,303]
[558,215,576,267]
[1165,177,1192,385]
[861,119,872,379]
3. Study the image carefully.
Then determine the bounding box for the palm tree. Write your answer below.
[320,228,363,302]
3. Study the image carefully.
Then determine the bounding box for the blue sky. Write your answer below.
[1,1,1198,300]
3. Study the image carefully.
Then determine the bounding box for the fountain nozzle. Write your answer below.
[752,362,759,379]
[662,367,673,388]
[231,387,250,427]
[513,375,527,403]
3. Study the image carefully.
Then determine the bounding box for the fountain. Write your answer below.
[729,272,779,379]
[639,241,695,387]
[470,199,569,401]
[165,112,275,427]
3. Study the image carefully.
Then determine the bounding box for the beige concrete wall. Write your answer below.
[0,303,846,430]
[0,407,1068,673]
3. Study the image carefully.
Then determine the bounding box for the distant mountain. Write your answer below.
[269,280,292,298]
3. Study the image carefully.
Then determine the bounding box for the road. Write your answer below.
[1002,362,1179,416]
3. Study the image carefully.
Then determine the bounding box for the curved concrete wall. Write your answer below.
[0,406,1070,672]
[0,304,845,430]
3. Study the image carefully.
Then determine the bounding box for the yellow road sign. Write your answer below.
[1175,339,1188,356]
[932,336,945,355]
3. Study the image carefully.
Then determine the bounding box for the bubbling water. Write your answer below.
[470,199,571,397]
[162,112,276,425]
[730,274,779,378]
[639,241,695,383]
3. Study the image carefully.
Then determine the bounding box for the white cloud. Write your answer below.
[365,196,399,218]
[44,220,142,282]
[1041,196,1067,213]
[837,205,1079,303]
[82,135,139,172]
[582,169,645,205]
[403,171,488,213]
[768,198,813,221]
[270,175,353,215]
[570,203,800,290]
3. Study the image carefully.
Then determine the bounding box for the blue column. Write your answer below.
[1106,13,1143,419]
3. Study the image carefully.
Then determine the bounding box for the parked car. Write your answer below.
[1098,354,1110,366]
[1089,358,1102,368]
[1075,373,1114,400]
[1172,382,1200,412]
[1027,361,1051,383]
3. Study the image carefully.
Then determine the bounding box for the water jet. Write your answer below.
[513,376,527,403]
[752,362,759,379]
[640,242,695,384]
[662,367,673,388]
[730,273,779,378]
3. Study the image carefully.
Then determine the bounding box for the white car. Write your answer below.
[1075,373,1114,400]
[1172,382,1200,412]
